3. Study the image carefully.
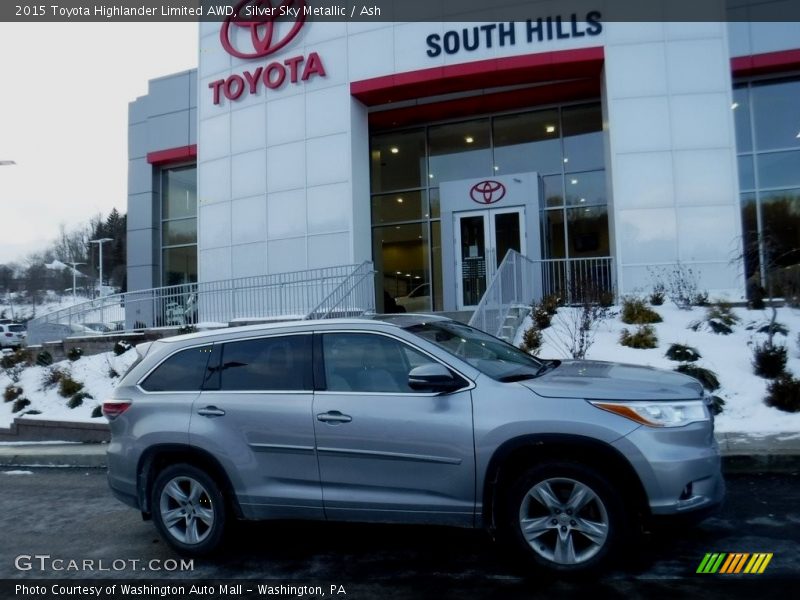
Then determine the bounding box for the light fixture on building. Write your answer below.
[796,130,800,138]
[397,197,403,203]
[579,197,586,202]
[545,125,556,133]
[493,165,499,171]
[731,102,739,110]
[563,158,569,163]
[429,173,434,178]
[465,136,474,143]
[396,271,402,275]
[414,276,421,279]
[390,146,399,154]
[570,178,578,185]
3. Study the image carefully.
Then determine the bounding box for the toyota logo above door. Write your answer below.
[470,180,507,205]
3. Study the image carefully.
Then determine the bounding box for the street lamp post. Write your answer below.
[67,261,86,302]
[89,238,112,297]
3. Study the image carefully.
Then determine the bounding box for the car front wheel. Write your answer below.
[503,462,625,574]
[151,464,227,555]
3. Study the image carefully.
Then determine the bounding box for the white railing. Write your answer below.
[469,252,614,339]
[26,262,376,345]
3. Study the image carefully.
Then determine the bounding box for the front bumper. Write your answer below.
[613,421,725,517]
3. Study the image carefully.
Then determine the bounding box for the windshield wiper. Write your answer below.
[498,372,538,383]
[534,359,561,378]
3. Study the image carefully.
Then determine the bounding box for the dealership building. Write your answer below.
[127,8,800,318]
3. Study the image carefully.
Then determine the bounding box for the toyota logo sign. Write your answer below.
[470,180,506,205]
[220,0,307,59]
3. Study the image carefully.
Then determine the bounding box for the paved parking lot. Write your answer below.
[1,469,798,598]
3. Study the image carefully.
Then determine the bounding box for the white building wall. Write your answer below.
[197,12,756,299]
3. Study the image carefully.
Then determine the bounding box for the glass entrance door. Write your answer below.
[454,207,525,310]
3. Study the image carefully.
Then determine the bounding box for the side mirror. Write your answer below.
[408,364,463,393]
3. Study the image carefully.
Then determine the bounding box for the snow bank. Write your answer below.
[513,303,800,434]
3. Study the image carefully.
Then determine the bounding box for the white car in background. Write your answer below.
[0,323,26,348]
[395,283,431,313]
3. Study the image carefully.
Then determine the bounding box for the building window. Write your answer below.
[161,165,197,286]
[369,102,609,311]
[733,78,800,298]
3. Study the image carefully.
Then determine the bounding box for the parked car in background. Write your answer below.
[0,323,26,348]
[394,283,431,312]
[104,315,723,575]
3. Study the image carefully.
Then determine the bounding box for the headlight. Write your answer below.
[589,400,709,428]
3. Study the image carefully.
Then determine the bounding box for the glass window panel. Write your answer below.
[162,166,197,220]
[162,218,197,246]
[219,335,312,391]
[760,190,800,270]
[370,128,427,193]
[566,206,610,258]
[494,212,522,267]
[428,187,440,218]
[542,175,564,207]
[492,109,562,175]
[141,346,212,392]
[541,209,566,259]
[163,245,198,286]
[751,78,800,151]
[371,191,426,225]
[431,221,443,311]
[372,223,431,309]
[756,150,800,189]
[732,85,752,153]
[738,155,754,191]
[565,170,607,206]
[740,193,760,285]
[428,119,492,185]
[562,104,604,172]
[458,215,487,306]
[322,333,438,393]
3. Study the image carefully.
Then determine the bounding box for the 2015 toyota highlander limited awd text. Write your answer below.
[103,315,723,574]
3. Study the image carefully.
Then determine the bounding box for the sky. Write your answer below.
[0,22,198,265]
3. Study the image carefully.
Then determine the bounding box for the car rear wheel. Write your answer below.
[502,462,624,574]
[151,464,227,555]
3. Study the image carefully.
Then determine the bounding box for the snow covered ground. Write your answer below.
[0,295,90,322]
[0,349,138,429]
[2,301,799,434]
[513,303,800,434]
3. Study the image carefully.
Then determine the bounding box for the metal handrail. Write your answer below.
[469,252,615,338]
[307,261,376,319]
[26,262,376,345]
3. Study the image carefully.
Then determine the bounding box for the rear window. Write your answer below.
[140,345,214,392]
[9,325,24,332]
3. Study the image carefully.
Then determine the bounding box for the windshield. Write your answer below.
[404,320,545,380]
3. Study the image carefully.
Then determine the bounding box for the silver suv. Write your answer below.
[104,315,723,574]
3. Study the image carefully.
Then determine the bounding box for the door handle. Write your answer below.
[316,411,352,424]
[197,406,226,418]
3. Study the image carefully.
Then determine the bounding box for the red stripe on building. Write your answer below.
[147,144,198,166]
[731,48,800,77]
[351,47,604,106]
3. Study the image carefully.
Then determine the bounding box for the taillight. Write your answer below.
[102,400,132,419]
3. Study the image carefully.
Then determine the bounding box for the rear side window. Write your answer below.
[140,345,213,392]
[219,335,312,391]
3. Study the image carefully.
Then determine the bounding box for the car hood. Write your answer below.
[520,360,704,401]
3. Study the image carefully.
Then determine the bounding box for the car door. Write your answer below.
[313,331,475,526]
[189,333,322,520]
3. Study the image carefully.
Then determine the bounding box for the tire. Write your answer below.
[151,463,227,556]
[500,461,625,575]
